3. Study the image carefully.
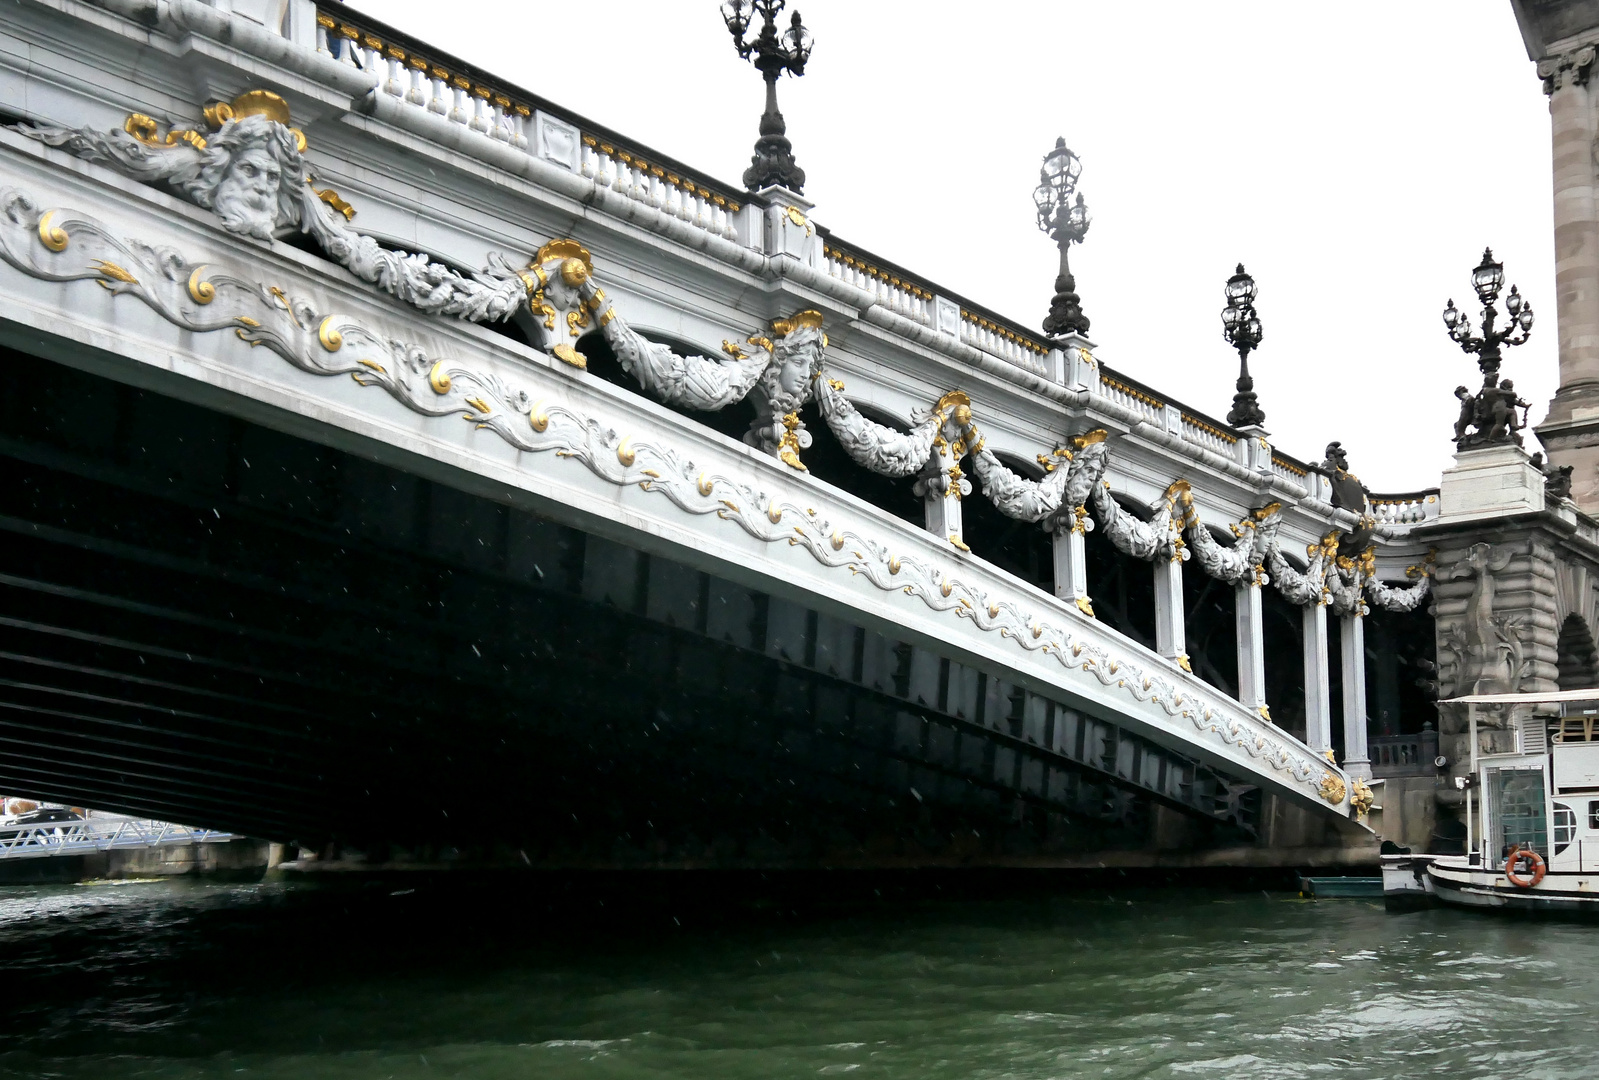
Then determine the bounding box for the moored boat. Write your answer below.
[1411,689,1599,918]
[1426,854,1599,916]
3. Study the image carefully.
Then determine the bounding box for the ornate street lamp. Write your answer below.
[1035,137,1092,337]
[1442,247,1533,380]
[1442,248,1534,447]
[1221,263,1265,428]
[722,0,812,194]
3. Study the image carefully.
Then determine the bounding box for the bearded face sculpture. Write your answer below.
[182,115,303,240]
[25,92,307,241]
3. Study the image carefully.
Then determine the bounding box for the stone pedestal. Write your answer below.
[1436,444,1546,525]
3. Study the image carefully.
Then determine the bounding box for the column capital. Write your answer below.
[1538,44,1596,94]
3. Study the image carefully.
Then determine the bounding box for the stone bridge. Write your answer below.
[0,0,1443,865]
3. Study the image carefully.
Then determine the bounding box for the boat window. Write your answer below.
[1591,800,1599,830]
[1487,766,1549,864]
[1553,802,1576,855]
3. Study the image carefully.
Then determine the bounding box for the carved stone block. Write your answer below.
[533,111,581,173]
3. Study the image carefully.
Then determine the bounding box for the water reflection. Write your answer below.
[0,876,1593,1079]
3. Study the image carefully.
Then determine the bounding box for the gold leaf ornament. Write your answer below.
[37,211,68,252]
[90,259,137,285]
[187,265,215,305]
[317,316,343,352]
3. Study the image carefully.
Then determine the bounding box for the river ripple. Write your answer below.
[0,877,1592,1079]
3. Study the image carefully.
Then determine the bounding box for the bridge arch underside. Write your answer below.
[0,349,1364,866]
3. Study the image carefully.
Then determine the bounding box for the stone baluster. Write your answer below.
[469,88,492,133]
[596,146,616,188]
[427,68,449,115]
[511,105,530,149]
[1154,557,1186,669]
[315,14,332,54]
[384,49,406,97]
[1303,603,1332,755]
[487,96,510,141]
[1236,581,1267,718]
[336,26,360,67]
[406,58,429,106]
[449,78,472,125]
[1340,612,1371,780]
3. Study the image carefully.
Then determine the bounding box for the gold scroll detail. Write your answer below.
[317,316,343,352]
[187,265,215,305]
[37,211,68,252]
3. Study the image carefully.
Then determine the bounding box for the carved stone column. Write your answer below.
[1052,525,1092,617]
[913,419,971,549]
[1153,557,1186,668]
[1340,612,1371,781]
[1235,582,1267,717]
[921,444,963,543]
[1303,602,1332,754]
[1528,36,1599,510]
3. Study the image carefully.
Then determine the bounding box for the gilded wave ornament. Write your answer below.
[0,190,1343,807]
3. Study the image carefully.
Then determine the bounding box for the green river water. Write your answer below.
[0,875,1594,1079]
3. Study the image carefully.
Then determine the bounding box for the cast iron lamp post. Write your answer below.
[722,0,812,194]
[1034,137,1092,337]
[1442,247,1533,382]
[1221,264,1265,428]
[1442,248,1535,447]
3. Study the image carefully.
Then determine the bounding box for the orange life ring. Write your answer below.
[1505,846,1546,888]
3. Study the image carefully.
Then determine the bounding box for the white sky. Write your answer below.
[349,0,1555,493]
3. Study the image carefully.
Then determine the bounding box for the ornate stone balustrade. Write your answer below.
[312,1,748,251]
[1182,412,1240,457]
[820,243,934,325]
[1370,491,1441,525]
[1098,373,1166,426]
[957,307,1052,377]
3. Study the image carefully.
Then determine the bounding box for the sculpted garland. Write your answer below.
[0,183,1347,808]
[19,89,1425,623]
